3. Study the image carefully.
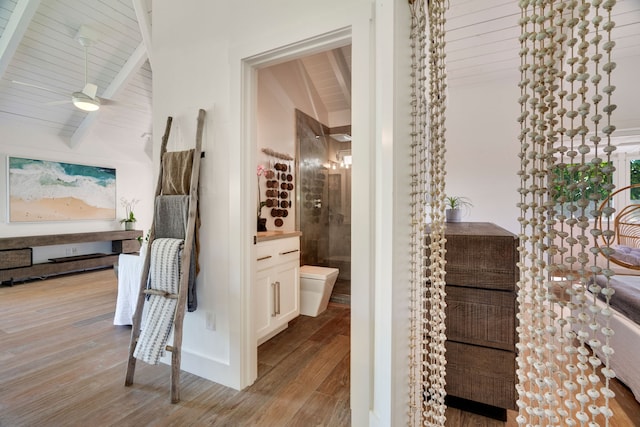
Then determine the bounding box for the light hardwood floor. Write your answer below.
[1,269,639,426]
[0,269,349,427]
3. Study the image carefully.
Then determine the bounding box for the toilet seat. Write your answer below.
[300,265,339,279]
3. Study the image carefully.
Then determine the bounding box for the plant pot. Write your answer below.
[124,221,136,231]
[445,208,462,223]
[257,217,267,232]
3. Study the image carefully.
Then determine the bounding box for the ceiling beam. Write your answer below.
[296,59,324,125]
[69,42,148,148]
[326,48,351,108]
[132,0,153,69]
[0,0,41,78]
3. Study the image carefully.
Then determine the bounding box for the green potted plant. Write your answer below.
[445,196,472,223]
[120,198,139,231]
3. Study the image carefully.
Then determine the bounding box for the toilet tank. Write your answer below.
[300,265,339,281]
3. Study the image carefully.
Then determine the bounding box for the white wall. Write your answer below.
[0,121,153,250]
[256,64,327,232]
[152,0,395,425]
[151,2,640,426]
[256,59,353,232]
[444,51,640,236]
[445,70,522,234]
[606,54,640,133]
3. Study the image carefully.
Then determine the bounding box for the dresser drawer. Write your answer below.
[426,223,519,291]
[0,248,32,270]
[256,241,277,271]
[256,236,300,271]
[276,239,300,264]
[445,341,516,410]
[445,285,516,351]
[445,234,518,292]
[112,239,141,254]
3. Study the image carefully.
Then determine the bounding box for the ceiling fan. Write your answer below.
[12,26,112,112]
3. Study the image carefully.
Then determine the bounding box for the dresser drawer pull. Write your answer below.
[257,255,272,261]
[279,249,299,255]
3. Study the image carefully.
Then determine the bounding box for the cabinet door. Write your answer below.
[254,269,273,341]
[274,260,299,323]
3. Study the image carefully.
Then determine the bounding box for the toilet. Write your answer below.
[299,265,340,317]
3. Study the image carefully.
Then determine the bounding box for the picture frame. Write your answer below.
[7,157,116,222]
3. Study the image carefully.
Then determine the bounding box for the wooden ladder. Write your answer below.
[124,108,205,403]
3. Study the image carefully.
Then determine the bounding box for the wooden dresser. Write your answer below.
[431,222,519,414]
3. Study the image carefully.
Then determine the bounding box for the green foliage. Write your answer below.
[630,160,640,200]
[551,161,612,204]
[137,229,150,244]
[120,198,139,223]
[445,196,473,210]
[120,210,136,223]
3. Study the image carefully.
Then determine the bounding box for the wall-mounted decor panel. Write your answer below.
[7,157,116,222]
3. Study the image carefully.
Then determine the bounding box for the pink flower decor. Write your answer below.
[257,164,266,218]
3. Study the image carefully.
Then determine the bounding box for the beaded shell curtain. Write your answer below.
[409,0,619,425]
[517,0,617,425]
[408,0,448,425]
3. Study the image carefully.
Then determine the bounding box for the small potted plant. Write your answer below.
[445,196,472,223]
[120,198,139,231]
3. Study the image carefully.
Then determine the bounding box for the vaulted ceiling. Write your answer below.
[0,0,638,151]
[0,0,354,152]
[0,0,153,149]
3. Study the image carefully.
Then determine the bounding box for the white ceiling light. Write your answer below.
[72,91,100,111]
[330,133,352,142]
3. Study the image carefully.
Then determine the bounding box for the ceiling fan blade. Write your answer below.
[11,80,69,97]
[44,99,72,106]
[96,96,150,112]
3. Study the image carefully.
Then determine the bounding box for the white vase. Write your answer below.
[125,221,135,231]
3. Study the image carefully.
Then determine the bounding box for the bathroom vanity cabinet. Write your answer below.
[254,232,301,344]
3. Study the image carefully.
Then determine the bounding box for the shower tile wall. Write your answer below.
[296,110,351,280]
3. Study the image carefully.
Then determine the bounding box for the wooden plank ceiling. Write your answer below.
[0,0,638,150]
[0,0,152,149]
[445,0,640,86]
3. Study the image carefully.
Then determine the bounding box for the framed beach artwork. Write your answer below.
[7,157,116,222]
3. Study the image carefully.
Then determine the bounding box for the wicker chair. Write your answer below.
[596,184,640,270]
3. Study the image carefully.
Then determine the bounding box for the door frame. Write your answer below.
[239,27,353,383]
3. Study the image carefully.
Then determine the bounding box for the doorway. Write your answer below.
[255,45,352,325]
[242,27,355,386]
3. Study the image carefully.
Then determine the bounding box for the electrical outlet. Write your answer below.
[205,311,216,331]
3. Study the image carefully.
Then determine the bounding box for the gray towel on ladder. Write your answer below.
[155,195,189,239]
[134,238,183,364]
[154,195,198,311]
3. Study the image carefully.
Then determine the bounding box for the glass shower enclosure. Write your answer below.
[295,110,351,296]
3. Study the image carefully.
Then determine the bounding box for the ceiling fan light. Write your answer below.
[72,91,100,111]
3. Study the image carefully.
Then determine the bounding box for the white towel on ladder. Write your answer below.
[134,238,184,364]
